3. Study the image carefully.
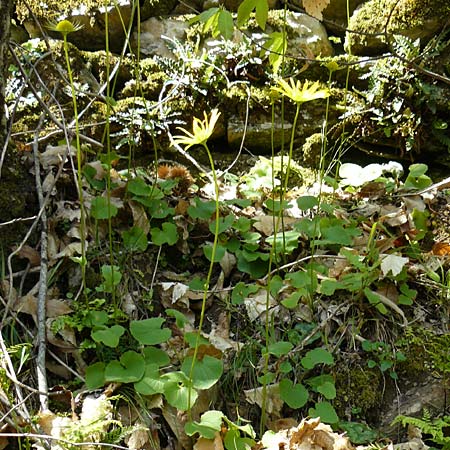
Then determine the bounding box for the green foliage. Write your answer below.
[392,412,450,450]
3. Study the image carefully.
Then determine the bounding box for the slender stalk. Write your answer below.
[187,142,220,416]
[63,35,87,292]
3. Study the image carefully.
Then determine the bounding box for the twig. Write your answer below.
[33,114,49,411]
[0,433,130,450]
[0,216,38,227]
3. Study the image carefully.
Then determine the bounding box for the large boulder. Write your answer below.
[345,0,450,55]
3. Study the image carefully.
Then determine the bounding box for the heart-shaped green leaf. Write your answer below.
[134,363,166,395]
[130,318,171,345]
[105,351,145,383]
[181,355,223,390]
[279,379,308,408]
[91,325,125,348]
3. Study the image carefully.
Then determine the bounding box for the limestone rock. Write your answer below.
[345,0,450,55]
[131,16,189,58]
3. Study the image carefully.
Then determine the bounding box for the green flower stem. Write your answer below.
[187,142,220,415]
[63,34,87,290]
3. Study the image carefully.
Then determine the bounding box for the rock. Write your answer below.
[21,0,178,54]
[345,0,450,55]
[131,16,189,58]
[290,0,365,35]
[267,10,333,58]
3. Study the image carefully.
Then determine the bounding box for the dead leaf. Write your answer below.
[129,200,150,234]
[244,288,278,322]
[302,0,331,20]
[12,294,73,322]
[244,384,283,416]
[194,433,224,450]
[39,144,76,170]
[380,254,409,277]
[14,244,40,267]
[432,242,450,256]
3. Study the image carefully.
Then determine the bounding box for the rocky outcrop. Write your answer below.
[345,0,450,55]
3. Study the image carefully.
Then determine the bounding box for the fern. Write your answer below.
[392,411,450,450]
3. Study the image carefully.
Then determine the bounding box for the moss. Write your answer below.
[346,0,450,54]
[397,327,450,378]
[334,365,382,420]
[301,133,323,167]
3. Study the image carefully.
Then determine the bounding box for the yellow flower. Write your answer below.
[172,109,221,149]
[272,78,329,104]
[47,19,84,36]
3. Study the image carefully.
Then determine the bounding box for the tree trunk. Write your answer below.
[0,0,13,157]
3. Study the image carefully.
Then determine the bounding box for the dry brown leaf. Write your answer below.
[129,200,150,234]
[194,433,224,450]
[244,384,283,417]
[12,294,72,322]
[125,425,158,450]
[39,144,77,170]
[302,0,331,20]
[14,244,40,267]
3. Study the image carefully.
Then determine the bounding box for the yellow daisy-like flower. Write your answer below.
[272,78,329,104]
[47,19,84,36]
[172,109,221,149]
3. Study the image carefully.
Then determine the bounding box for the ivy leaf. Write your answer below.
[90,196,118,220]
[151,222,178,246]
[91,325,125,348]
[188,198,216,220]
[279,379,309,408]
[130,318,171,345]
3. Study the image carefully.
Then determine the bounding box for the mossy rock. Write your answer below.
[346,0,450,55]
[334,364,383,422]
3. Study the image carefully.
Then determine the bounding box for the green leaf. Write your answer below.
[185,410,224,439]
[188,198,216,220]
[237,0,258,27]
[209,215,235,234]
[279,379,309,408]
[166,309,190,329]
[162,371,198,411]
[297,196,319,211]
[364,288,388,315]
[218,10,234,39]
[181,355,223,390]
[134,363,166,395]
[123,226,148,252]
[231,282,259,305]
[91,196,118,220]
[338,422,378,445]
[85,362,105,389]
[404,163,432,190]
[255,0,268,29]
[105,351,145,383]
[203,244,226,262]
[128,177,152,196]
[91,325,125,348]
[301,348,334,369]
[224,429,255,450]
[308,401,339,424]
[130,318,171,345]
[267,341,293,357]
[142,346,170,367]
[151,222,178,246]
[307,375,336,399]
[100,265,122,293]
[281,291,302,309]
